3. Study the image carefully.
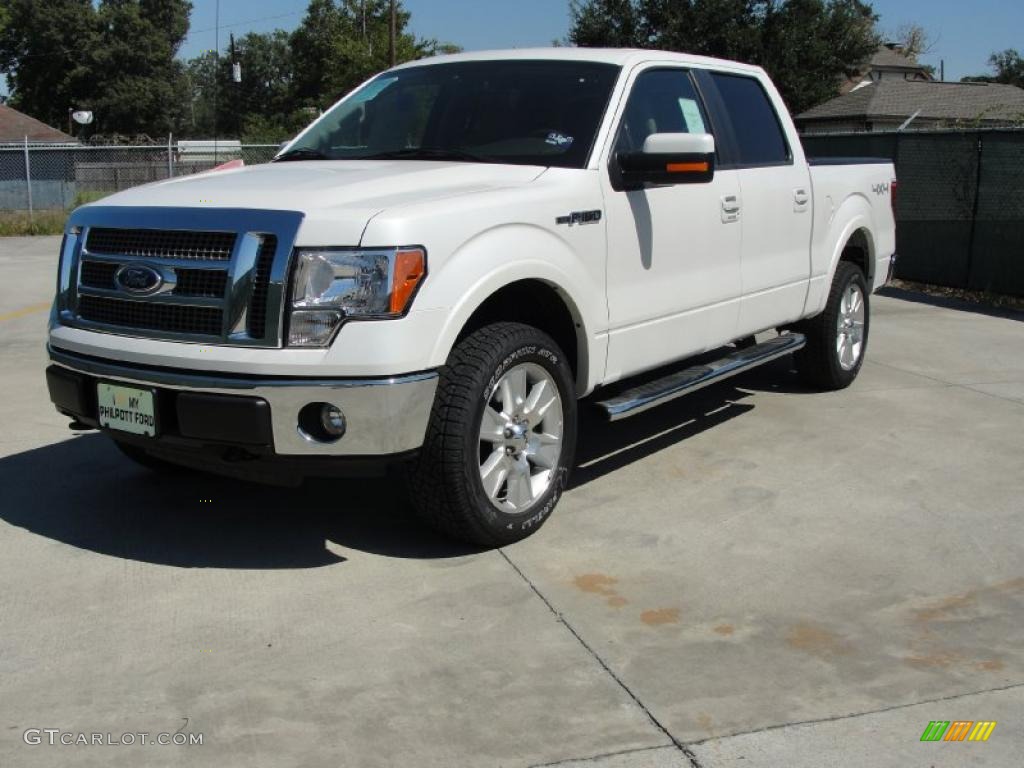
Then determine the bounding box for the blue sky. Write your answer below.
[1,0,1018,99]
[180,0,1023,81]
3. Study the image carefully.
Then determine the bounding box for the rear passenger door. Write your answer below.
[696,71,813,335]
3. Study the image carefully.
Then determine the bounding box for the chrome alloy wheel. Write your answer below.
[836,282,866,371]
[478,362,564,514]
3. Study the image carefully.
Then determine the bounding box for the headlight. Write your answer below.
[287,247,426,347]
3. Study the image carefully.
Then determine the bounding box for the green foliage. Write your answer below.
[187,1,456,140]
[90,0,193,135]
[290,0,449,110]
[568,0,880,114]
[0,0,100,131]
[1,0,456,142]
[0,210,68,236]
[964,49,1024,88]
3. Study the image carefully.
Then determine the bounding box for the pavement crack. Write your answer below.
[870,359,1024,408]
[498,549,702,768]
[528,744,670,767]
[688,679,1024,746]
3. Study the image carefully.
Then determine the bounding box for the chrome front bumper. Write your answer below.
[48,347,437,456]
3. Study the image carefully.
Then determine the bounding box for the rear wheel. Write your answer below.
[409,322,577,547]
[794,261,869,390]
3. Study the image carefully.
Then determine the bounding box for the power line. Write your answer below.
[185,10,305,39]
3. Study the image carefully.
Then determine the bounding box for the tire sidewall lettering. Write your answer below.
[476,343,570,533]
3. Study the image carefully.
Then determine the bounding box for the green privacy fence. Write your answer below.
[802,129,1024,297]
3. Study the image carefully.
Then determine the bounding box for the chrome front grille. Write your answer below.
[79,259,229,299]
[86,227,236,260]
[77,295,224,336]
[58,208,305,347]
[246,235,278,339]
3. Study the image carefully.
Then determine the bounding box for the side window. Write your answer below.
[709,73,790,166]
[614,69,710,155]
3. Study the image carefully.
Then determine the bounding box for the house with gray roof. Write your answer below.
[841,43,934,95]
[796,79,1024,134]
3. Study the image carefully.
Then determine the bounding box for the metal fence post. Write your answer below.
[23,135,34,223]
[167,133,174,179]
[963,133,984,289]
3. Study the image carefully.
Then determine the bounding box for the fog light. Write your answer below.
[297,402,346,442]
[321,404,346,437]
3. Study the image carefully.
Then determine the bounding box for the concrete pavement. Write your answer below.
[0,236,1021,767]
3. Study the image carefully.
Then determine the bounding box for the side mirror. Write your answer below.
[616,132,716,189]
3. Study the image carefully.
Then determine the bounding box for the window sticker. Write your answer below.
[545,132,575,149]
[679,99,706,133]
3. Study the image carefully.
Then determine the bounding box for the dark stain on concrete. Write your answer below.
[640,608,680,626]
[786,622,851,657]
[573,573,628,608]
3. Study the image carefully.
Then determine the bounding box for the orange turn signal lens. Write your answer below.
[666,161,709,173]
[390,248,426,314]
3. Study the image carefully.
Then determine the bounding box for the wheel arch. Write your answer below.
[455,279,587,388]
[808,195,878,316]
[425,224,603,396]
[839,226,876,284]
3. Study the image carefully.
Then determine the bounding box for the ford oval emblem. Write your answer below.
[114,264,163,295]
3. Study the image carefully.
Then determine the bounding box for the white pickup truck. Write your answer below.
[46,49,896,545]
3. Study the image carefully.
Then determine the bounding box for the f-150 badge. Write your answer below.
[556,210,603,226]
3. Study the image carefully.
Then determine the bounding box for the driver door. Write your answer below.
[601,66,742,383]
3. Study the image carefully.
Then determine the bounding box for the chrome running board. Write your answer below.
[596,333,806,421]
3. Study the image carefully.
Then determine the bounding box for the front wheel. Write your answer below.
[794,261,870,390]
[408,322,577,547]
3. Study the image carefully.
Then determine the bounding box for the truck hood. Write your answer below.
[93,160,547,245]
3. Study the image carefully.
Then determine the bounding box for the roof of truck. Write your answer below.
[393,47,763,76]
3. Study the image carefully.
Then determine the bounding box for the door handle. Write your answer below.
[793,188,810,211]
[721,195,740,223]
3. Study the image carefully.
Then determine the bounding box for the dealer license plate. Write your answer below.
[97,382,157,437]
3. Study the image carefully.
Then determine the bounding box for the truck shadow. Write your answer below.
[0,433,466,568]
[572,382,756,488]
[876,286,1024,323]
[0,374,777,568]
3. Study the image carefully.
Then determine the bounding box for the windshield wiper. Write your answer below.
[361,147,495,163]
[274,147,331,162]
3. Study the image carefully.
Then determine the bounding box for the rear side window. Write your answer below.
[710,73,790,166]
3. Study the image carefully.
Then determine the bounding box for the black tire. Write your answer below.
[794,261,870,390]
[113,439,189,474]
[408,322,578,547]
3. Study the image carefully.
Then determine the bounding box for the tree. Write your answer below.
[567,0,880,114]
[569,0,643,48]
[186,30,312,141]
[290,0,454,113]
[0,0,100,132]
[90,0,193,136]
[891,23,931,59]
[962,49,1024,86]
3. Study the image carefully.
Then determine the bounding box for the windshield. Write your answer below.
[280,60,621,169]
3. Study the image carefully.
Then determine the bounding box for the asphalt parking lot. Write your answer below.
[1,235,1022,768]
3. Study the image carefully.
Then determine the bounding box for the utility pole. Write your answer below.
[388,0,397,67]
[214,0,219,161]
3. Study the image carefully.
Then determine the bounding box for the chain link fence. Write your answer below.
[6,131,1023,296]
[0,140,281,213]
[802,129,1024,297]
